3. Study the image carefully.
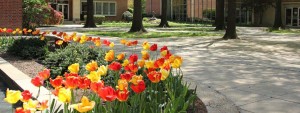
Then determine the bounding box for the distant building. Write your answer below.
[145,0,216,21]
[46,0,128,21]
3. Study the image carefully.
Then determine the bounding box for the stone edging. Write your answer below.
[0,57,62,111]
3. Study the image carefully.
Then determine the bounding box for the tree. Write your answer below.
[272,0,284,30]
[84,0,96,28]
[242,0,273,25]
[223,0,238,39]
[215,0,225,30]
[159,0,170,27]
[129,0,147,32]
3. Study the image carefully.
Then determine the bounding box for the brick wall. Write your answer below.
[104,0,128,21]
[0,0,23,29]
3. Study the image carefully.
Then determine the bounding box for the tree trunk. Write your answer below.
[159,0,170,27]
[129,0,147,32]
[215,0,225,30]
[84,0,96,28]
[272,0,283,30]
[223,0,238,39]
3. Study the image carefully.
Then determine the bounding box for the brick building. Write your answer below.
[0,0,23,29]
[47,0,128,21]
[146,0,216,21]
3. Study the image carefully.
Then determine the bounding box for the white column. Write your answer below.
[73,0,81,21]
[191,0,194,22]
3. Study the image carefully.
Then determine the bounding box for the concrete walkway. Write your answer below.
[38,26,300,113]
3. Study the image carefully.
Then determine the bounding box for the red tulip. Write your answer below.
[78,77,91,89]
[103,39,111,46]
[50,76,63,88]
[6,28,13,33]
[109,62,122,71]
[31,76,44,87]
[21,90,32,102]
[98,86,117,101]
[124,63,138,73]
[15,107,31,113]
[150,44,158,51]
[120,72,134,81]
[129,54,138,63]
[130,80,146,94]
[116,89,129,102]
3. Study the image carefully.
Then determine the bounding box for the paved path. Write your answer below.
[38,26,300,113]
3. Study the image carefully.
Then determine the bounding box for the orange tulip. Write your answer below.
[78,76,91,89]
[15,107,31,113]
[38,69,50,80]
[124,63,138,73]
[137,60,145,68]
[37,100,48,111]
[141,51,150,60]
[108,61,122,71]
[116,89,129,102]
[117,53,125,61]
[55,40,64,46]
[147,71,162,83]
[105,50,115,62]
[85,61,98,71]
[90,81,104,93]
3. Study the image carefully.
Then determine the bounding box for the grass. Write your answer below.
[100,21,212,28]
[268,28,300,34]
[86,31,220,38]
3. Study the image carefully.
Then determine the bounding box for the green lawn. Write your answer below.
[100,21,211,27]
[268,28,300,34]
[86,31,220,38]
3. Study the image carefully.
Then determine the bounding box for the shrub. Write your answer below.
[84,15,105,25]
[127,8,134,13]
[23,0,50,29]
[43,43,105,78]
[0,37,15,53]
[203,9,216,20]
[122,11,133,22]
[7,38,48,59]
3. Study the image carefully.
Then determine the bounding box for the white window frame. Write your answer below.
[94,1,117,16]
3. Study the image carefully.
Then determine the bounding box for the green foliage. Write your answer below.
[7,38,48,59]
[0,37,15,53]
[203,9,216,20]
[94,15,105,25]
[127,8,134,13]
[43,43,105,78]
[23,0,50,29]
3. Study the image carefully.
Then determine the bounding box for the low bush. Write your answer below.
[43,43,105,78]
[94,15,105,25]
[44,5,64,25]
[122,11,133,22]
[7,38,48,59]
[0,37,15,53]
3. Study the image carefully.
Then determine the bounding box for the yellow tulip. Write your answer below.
[122,59,129,67]
[12,31,17,35]
[80,34,88,44]
[142,41,150,50]
[109,42,115,48]
[68,63,80,74]
[58,88,72,103]
[171,57,183,68]
[161,50,168,57]
[116,79,128,91]
[40,36,45,41]
[86,61,98,71]
[18,31,23,34]
[105,50,115,62]
[87,71,101,82]
[97,65,108,76]
[15,28,20,32]
[4,88,21,104]
[130,75,143,85]
[23,99,38,112]
[160,69,170,80]
[71,96,95,113]
[145,60,154,69]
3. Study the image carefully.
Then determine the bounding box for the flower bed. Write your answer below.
[1,28,201,113]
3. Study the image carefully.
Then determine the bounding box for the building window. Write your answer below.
[94,2,116,16]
